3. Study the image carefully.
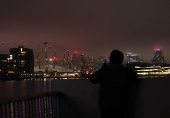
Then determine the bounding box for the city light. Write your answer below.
[0,41,170,79]
[155,49,161,51]
[86,71,89,74]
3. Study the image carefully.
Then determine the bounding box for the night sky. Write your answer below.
[0,0,170,63]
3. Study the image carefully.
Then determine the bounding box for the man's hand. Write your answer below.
[101,63,108,69]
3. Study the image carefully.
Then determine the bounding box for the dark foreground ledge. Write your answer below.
[0,91,63,118]
[0,91,62,104]
[51,78,170,118]
[0,78,170,118]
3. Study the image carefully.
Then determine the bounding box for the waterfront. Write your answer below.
[0,78,85,99]
[0,75,167,100]
[0,78,52,99]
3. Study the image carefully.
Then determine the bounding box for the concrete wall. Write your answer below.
[51,78,170,118]
[128,78,170,118]
[51,79,100,118]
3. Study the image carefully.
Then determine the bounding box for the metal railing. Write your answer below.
[0,91,62,118]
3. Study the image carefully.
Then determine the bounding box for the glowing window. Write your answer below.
[8,71,14,73]
[9,55,13,60]
[21,60,25,62]
[21,51,26,53]
[2,60,7,62]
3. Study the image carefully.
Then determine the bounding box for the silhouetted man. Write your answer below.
[90,50,138,118]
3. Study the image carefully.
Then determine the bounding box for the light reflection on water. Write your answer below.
[0,78,52,99]
[0,78,84,99]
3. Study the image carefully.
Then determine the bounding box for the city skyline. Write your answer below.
[0,0,170,62]
[0,43,169,63]
[0,1,170,117]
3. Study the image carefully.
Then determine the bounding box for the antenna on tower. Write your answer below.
[53,50,57,69]
[63,54,66,67]
[37,51,41,69]
[43,42,48,72]
[66,50,70,68]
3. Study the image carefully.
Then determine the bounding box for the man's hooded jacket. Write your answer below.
[90,63,138,108]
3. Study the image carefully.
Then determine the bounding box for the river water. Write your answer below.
[0,78,53,99]
[0,78,84,99]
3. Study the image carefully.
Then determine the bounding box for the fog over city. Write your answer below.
[0,0,170,63]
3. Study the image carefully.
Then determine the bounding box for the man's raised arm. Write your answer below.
[90,63,108,84]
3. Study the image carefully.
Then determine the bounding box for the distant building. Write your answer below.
[0,54,11,74]
[71,52,78,69]
[127,53,143,63]
[0,46,34,75]
[80,54,86,72]
[126,62,170,78]
[96,56,105,70]
[73,54,87,72]
[151,49,164,64]
[86,56,95,73]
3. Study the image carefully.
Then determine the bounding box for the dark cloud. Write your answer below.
[0,0,170,62]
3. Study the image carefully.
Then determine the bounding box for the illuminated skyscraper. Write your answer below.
[71,51,78,69]
[152,49,164,64]
[80,54,86,72]
[10,46,34,74]
[96,56,105,70]
[127,53,143,63]
[0,46,34,75]
[87,56,95,73]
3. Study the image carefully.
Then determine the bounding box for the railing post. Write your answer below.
[0,92,62,118]
[22,100,26,118]
[52,96,58,118]
[6,103,10,118]
[14,102,19,118]
[56,96,60,118]
[46,97,50,118]
[0,104,2,118]
[10,102,14,118]
[2,104,5,118]
[38,98,42,118]
[18,101,22,118]
[25,100,29,118]
[0,104,3,118]
[49,97,52,118]
[43,97,47,118]
[52,96,55,117]
[35,98,39,118]
[32,99,36,118]
[28,100,33,118]
[41,97,45,118]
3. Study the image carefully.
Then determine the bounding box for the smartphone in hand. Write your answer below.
[105,58,110,65]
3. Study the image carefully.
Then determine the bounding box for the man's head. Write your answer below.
[110,50,124,64]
